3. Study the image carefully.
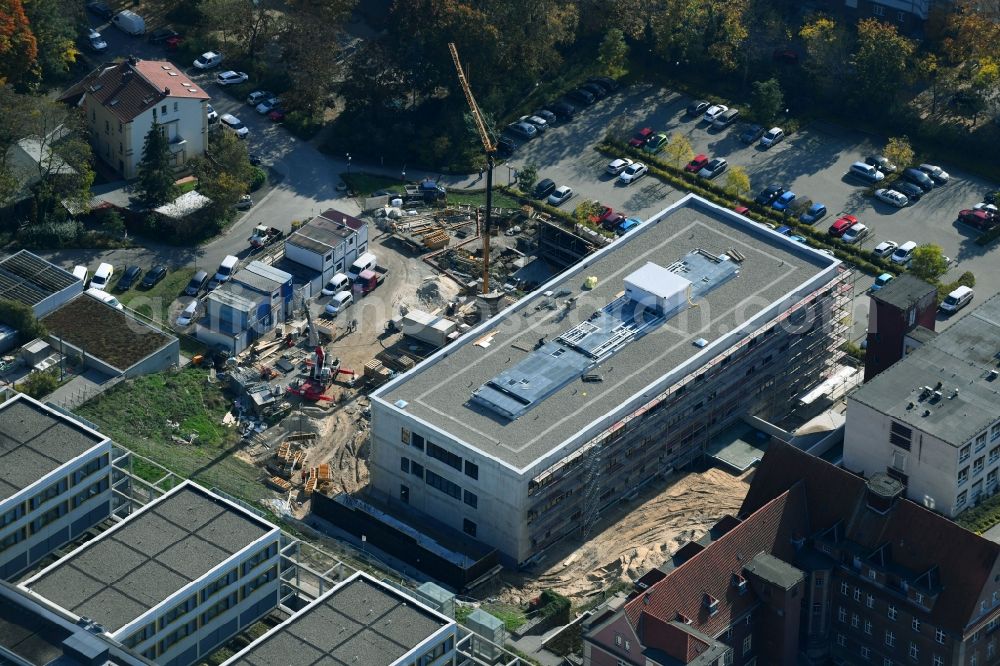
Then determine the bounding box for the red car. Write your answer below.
[628,128,654,148]
[165,36,183,50]
[828,215,858,237]
[589,205,616,227]
[685,154,709,173]
[732,205,750,217]
[958,209,996,230]
[268,109,285,122]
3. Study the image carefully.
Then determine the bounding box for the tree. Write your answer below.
[136,124,178,207]
[101,209,125,238]
[750,78,783,124]
[573,200,600,225]
[281,0,355,114]
[19,369,58,399]
[517,163,538,192]
[882,136,914,170]
[0,0,39,86]
[663,132,694,168]
[724,166,750,198]
[951,88,987,127]
[201,0,281,61]
[191,131,252,221]
[798,15,851,100]
[597,28,629,79]
[0,298,46,343]
[909,244,949,281]
[851,18,916,109]
[22,0,79,80]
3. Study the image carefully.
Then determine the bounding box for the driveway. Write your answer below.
[502,84,1000,340]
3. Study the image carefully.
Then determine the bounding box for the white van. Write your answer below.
[322,273,350,296]
[324,291,353,315]
[112,10,145,35]
[85,288,124,310]
[90,263,114,291]
[940,286,973,314]
[849,161,885,183]
[348,252,376,278]
[214,255,238,283]
[72,265,89,284]
[176,300,199,326]
[891,241,917,265]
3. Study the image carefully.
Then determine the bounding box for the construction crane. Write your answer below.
[448,42,496,295]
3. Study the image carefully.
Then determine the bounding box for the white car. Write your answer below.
[703,104,728,123]
[216,70,248,86]
[519,114,548,132]
[547,186,573,206]
[606,158,633,176]
[89,263,113,291]
[872,240,898,258]
[206,104,218,123]
[842,223,870,244]
[255,97,281,114]
[193,51,223,69]
[618,162,648,185]
[875,188,909,208]
[760,127,784,148]
[918,163,950,184]
[176,300,198,326]
[220,113,248,139]
[974,202,999,214]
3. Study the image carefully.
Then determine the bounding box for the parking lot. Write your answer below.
[503,83,999,337]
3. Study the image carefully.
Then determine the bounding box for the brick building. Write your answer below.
[583,442,1000,665]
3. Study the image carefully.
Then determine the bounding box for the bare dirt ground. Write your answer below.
[499,468,752,605]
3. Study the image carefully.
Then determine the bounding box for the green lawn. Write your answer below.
[343,172,406,197]
[119,267,197,324]
[77,367,272,504]
[481,603,527,632]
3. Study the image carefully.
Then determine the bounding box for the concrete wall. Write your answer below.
[33,281,84,319]
[125,336,180,378]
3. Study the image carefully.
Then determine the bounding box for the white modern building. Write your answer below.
[222,571,458,666]
[845,294,1000,518]
[369,194,850,565]
[284,209,369,291]
[60,57,210,179]
[21,481,280,666]
[196,261,294,354]
[0,250,82,319]
[0,393,119,581]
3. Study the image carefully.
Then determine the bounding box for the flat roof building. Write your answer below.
[222,571,458,666]
[0,394,120,581]
[0,250,82,319]
[284,208,369,292]
[369,194,850,565]
[21,481,281,666]
[846,293,1000,518]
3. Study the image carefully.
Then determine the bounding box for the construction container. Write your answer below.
[467,609,506,664]
[415,581,455,618]
[400,309,457,348]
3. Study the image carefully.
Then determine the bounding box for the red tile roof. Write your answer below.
[625,484,808,638]
[59,59,207,123]
[742,442,1000,634]
[640,614,712,662]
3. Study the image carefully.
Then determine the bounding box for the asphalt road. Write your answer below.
[503,83,1000,339]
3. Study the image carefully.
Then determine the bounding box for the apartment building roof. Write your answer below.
[286,211,360,255]
[870,273,937,311]
[24,483,275,633]
[851,293,1000,446]
[222,572,451,666]
[0,250,78,310]
[377,194,840,471]
[59,59,208,123]
[0,394,106,502]
[742,442,1000,634]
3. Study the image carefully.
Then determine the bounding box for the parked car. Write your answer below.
[246,90,273,106]
[799,203,828,224]
[628,128,654,148]
[115,265,142,291]
[618,162,648,185]
[755,184,784,206]
[687,100,710,116]
[738,124,764,144]
[760,127,784,148]
[865,155,897,173]
[256,97,281,114]
[176,300,198,326]
[533,109,556,124]
[643,133,668,154]
[698,158,728,179]
[712,108,739,129]
[592,205,616,228]
[870,273,894,293]
[685,154,709,173]
[703,104,728,123]
[891,241,917,265]
[216,70,248,86]
[193,51,223,69]
[185,270,209,296]
[140,265,167,289]
[848,161,885,183]
[507,121,537,139]
[771,191,796,212]
[732,205,750,217]
[85,28,108,52]
[872,240,898,258]
[496,136,515,156]
[235,195,253,210]
[616,216,642,235]
[206,104,218,123]
[588,76,619,92]
[534,178,556,199]
[548,186,573,206]
[520,114,548,133]
[842,223,870,244]
[606,158,634,176]
[901,167,934,192]
[90,263,114,291]
[875,188,909,208]
[111,9,145,35]
[220,113,248,139]
[267,109,286,122]
[148,26,179,43]
[974,202,998,214]
[918,164,950,184]
[958,209,997,230]
[895,181,924,202]
[940,285,974,314]
[581,83,606,100]
[567,88,595,106]
[546,100,576,121]
[829,215,858,237]
[86,0,113,19]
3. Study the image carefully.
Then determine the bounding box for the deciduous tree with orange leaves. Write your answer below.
[0,0,39,87]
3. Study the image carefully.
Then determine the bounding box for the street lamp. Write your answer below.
[401,169,406,183]
[505,164,515,186]
[346,153,351,176]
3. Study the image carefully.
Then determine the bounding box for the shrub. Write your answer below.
[0,299,46,343]
[20,369,59,399]
[17,220,83,249]
[283,111,323,140]
[248,166,266,192]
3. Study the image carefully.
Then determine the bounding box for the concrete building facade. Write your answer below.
[196,262,294,354]
[370,195,850,565]
[60,58,209,179]
[863,274,937,382]
[847,294,1000,518]
[21,482,281,666]
[0,393,120,581]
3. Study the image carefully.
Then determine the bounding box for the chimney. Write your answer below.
[164,87,170,95]
[865,473,904,514]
